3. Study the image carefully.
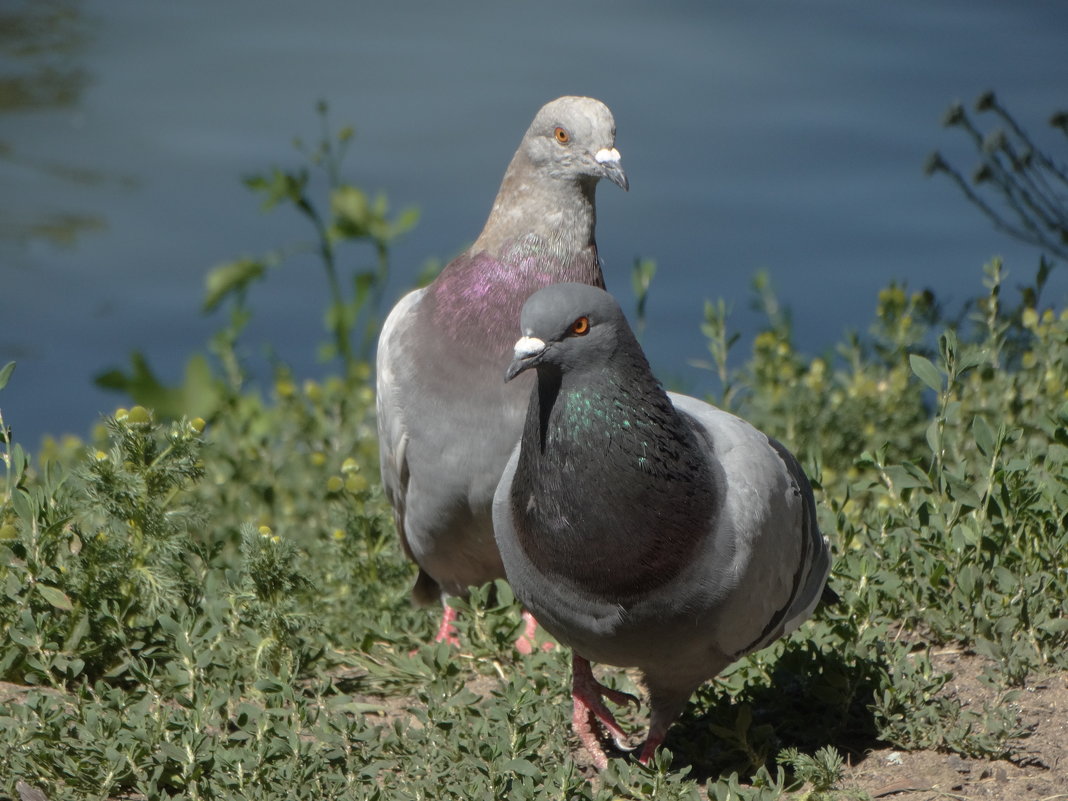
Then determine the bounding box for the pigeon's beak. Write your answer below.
[595,147,628,191]
[505,336,547,382]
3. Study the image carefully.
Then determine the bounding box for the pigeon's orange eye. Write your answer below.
[570,316,590,336]
[554,126,570,144]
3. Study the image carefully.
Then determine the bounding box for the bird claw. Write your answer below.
[599,684,640,711]
[571,655,640,769]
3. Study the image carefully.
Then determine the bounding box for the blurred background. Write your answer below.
[2,0,1066,446]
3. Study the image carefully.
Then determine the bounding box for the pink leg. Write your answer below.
[637,730,666,765]
[514,610,555,654]
[433,604,461,647]
[637,683,695,765]
[571,654,640,770]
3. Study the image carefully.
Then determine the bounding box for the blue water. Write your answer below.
[3,0,1066,446]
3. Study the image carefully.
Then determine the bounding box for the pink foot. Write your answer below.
[571,654,640,770]
[514,610,555,655]
[434,603,461,647]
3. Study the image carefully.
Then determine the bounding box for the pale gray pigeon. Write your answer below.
[492,283,831,768]
[376,97,628,647]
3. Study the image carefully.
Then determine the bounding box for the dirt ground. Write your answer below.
[837,650,1068,801]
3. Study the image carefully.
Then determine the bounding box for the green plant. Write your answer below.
[694,296,741,408]
[926,90,1068,261]
[221,100,419,370]
[631,257,657,339]
[777,746,847,799]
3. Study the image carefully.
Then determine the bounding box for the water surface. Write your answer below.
[2,1,1066,444]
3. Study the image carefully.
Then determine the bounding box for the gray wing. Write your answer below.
[764,436,831,637]
[376,288,440,604]
[667,393,831,658]
[377,282,520,601]
[490,443,520,572]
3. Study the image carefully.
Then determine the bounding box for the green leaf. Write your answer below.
[37,584,73,611]
[884,464,930,491]
[159,741,187,762]
[10,488,32,523]
[94,351,163,394]
[944,399,963,426]
[956,564,977,597]
[945,471,982,509]
[493,578,514,607]
[245,166,308,211]
[62,613,91,651]
[394,206,421,237]
[503,758,540,777]
[630,257,657,297]
[203,257,267,312]
[331,185,370,237]
[957,346,987,374]
[0,361,14,391]
[11,443,28,485]
[909,354,943,392]
[925,418,941,455]
[972,414,996,457]
[1039,617,1068,634]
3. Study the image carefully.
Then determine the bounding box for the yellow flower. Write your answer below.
[276,378,296,398]
[345,474,369,494]
[127,405,151,424]
[326,476,344,493]
[341,457,359,474]
[754,331,778,351]
[879,286,906,307]
[258,525,273,538]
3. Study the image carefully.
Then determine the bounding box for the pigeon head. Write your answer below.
[505,282,628,381]
[471,97,626,256]
[522,96,628,191]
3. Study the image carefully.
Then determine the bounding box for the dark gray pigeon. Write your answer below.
[492,282,831,768]
[377,97,628,647]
